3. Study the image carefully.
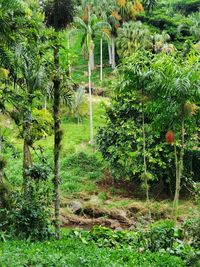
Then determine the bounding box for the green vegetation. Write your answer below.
[0,0,199,265]
[0,238,186,267]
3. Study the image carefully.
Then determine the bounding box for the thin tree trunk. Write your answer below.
[173,141,179,220]
[0,134,2,154]
[44,95,47,110]
[108,43,112,65]
[53,45,61,240]
[100,38,103,82]
[89,48,95,70]
[142,90,151,220]
[173,114,185,221]
[111,37,116,69]
[23,136,32,195]
[0,135,3,182]
[88,57,93,145]
[67,33,71,78]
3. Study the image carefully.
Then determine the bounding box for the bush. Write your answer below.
[1,176,53,240]
[10,195,52,240]
[184,218,200,249]
[0,238,186,267]
[143,220,181,252]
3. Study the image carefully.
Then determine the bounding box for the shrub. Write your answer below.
[183,218,200,249]
[142,220,181,252]
[0,238,186,267]
[10,193,52,240]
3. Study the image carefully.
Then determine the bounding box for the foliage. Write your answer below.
[30,108,54,142]
[183,218,200,249]
[172,0,200,15]
[70,223,199,265]
[97,51,199,199]
[44,0,74,30]
[116,21,152,58]
[0,237,186,267]
[9,191,52,240]
[5,177,53,241]
[69,87,88,123]
[143,220,180,252]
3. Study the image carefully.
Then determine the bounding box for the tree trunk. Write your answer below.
[173,114,185,221]
[44,95,47,110]
[67,33,71,78]
[88,56,93,145]
[53,45,61,240]
[142,89,151,220]
[100,38,103,82]
[0,134,2,154]
[23,135,32,195]
[89,48,95,71]
[108,43,112,65]
[173,142,179,220]
[0,135,2,182]
[111,37,116,69]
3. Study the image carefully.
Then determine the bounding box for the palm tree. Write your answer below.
[44,0,74,239]
[178,13,200,42]
[70,87,88,124]
[107,4,121,69]
[143,0,157,15]
[116,21,152,58]
[92,3,111,81]
[74,12,109,144]
[12,45,49,193]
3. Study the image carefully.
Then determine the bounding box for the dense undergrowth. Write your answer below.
[0,239,186,267]
[1,221,200,267]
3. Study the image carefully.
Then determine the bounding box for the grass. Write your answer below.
[3,96,108,193]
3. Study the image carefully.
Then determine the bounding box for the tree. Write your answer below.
[115,51,154,213]
[148,53,200,220]
[116,21,152,58]
[74,12,108,144]
[179,13,200,42]
[44,0,74,239]
[142,0,157,15]
[97,51,199,208]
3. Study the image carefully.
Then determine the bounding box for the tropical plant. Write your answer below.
[116,21,152,58]
[142,0,157,15]
[148,53,200,220]
[74,12,109,143]
[44,0,74,239]
[70,87,88,123]
[178,12,200,42]
[153,31,175,54]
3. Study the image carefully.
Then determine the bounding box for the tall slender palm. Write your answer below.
[107,4,121,69]
[44,0,74,239]
[74,12,109,144]
[91,2,111,81]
